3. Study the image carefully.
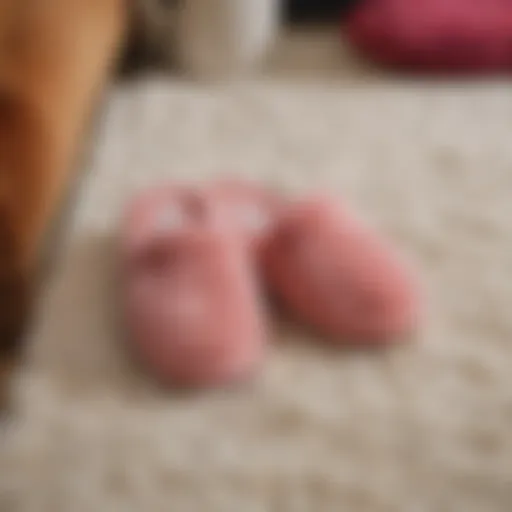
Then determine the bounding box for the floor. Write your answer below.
[2,28,512,511]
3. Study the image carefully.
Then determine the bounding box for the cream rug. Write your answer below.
[2,30,512,511]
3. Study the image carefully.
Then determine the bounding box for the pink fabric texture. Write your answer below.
[121,181,422,388]
[121,187,267,388]
[346,0,512,72]
[261,196,421,342]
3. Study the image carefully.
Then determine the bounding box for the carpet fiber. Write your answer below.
[2,31,512,511]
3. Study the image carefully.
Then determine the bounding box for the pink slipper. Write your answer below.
[121,187,267,388]
[260,195,421,343]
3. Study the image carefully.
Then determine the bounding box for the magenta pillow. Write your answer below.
[346,0,512,73]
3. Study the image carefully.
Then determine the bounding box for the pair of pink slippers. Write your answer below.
[121,181,421,389]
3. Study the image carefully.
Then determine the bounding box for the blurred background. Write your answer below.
[2,1,512,511]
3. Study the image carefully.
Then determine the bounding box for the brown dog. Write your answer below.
[0,0,128,356]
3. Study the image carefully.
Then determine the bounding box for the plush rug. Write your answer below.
[2,30,512,511]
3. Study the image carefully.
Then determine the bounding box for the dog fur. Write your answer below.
[0,0,128,355]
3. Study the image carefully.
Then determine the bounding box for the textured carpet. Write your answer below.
[2,30,512,511]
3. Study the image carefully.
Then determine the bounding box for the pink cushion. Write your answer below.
[346,0,512,72]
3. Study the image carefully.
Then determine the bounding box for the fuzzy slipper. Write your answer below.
[260,195,421,343]
[121,187,267,388]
